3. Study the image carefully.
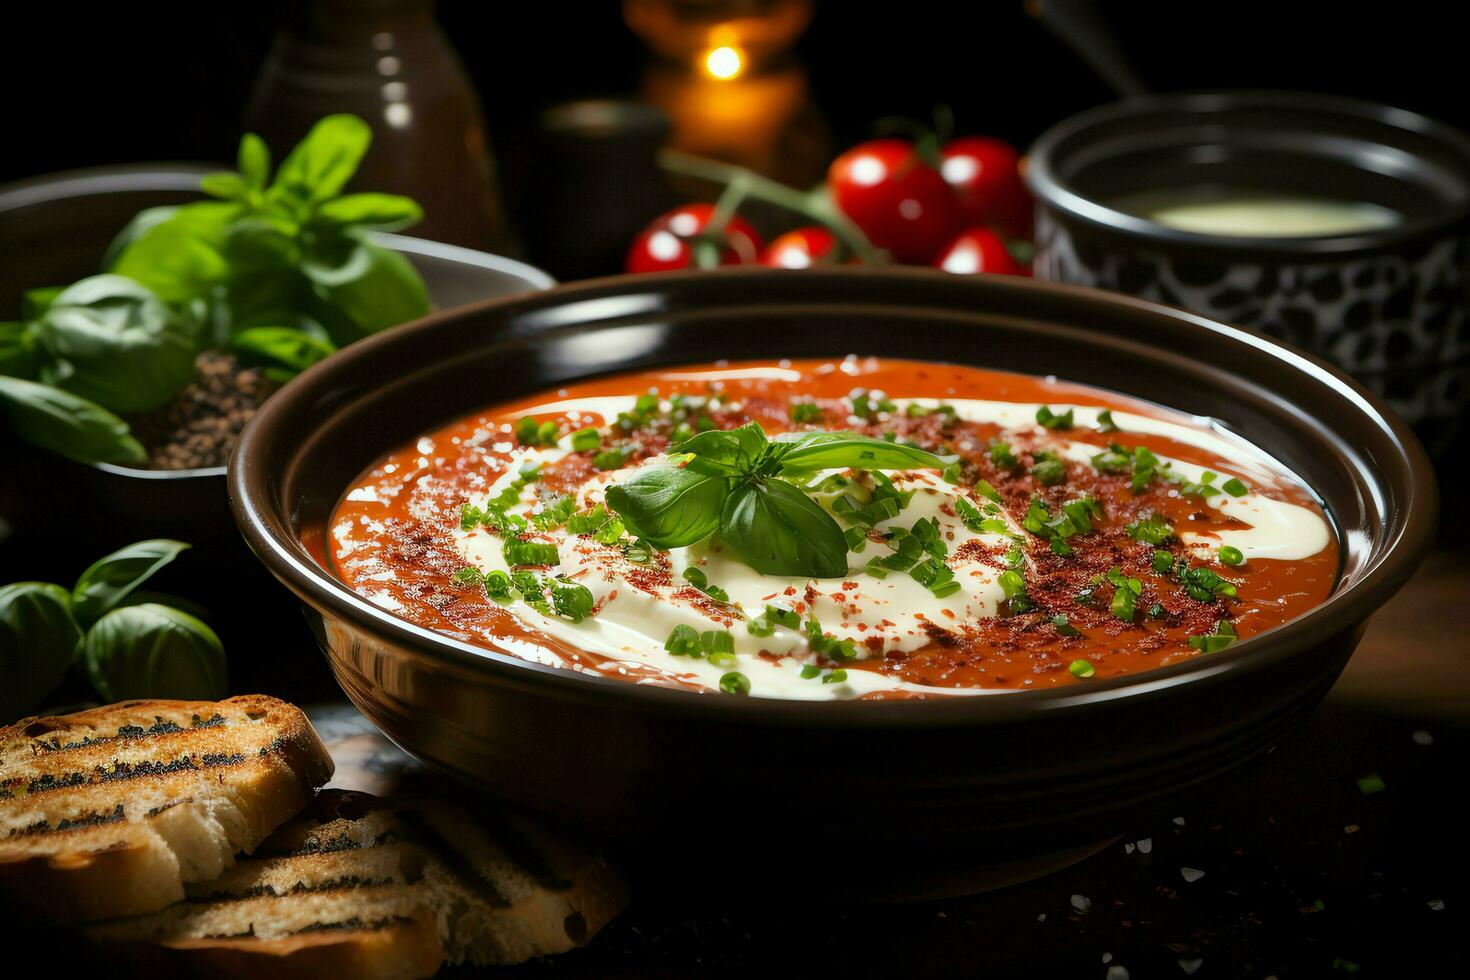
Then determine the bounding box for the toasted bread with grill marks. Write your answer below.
[0,696,333,924]
[86,789,629,979]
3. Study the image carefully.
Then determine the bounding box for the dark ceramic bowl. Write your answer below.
[1028,90,1470,456]
[230,268,1434,899]
[0,165,553,571]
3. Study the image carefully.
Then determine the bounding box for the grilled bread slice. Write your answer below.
[0,696,333,924]
[87,789,629,979]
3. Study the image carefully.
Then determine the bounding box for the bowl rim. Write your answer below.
[1026,88,1470,258]
[0,163,556,482]
[229,267,1438,727]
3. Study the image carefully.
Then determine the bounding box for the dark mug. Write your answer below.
[1028,90,1470,456]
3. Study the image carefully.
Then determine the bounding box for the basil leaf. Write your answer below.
[238,132,272,190]
[604,465,728,549]
[72,539,191,629]
[302,232,430,339]
[313,193,424,231]
[774,431,952,473]
[0,582,82,720]
[720,479,849,578]
[201,171,249,201]
[0,320,37,379]
[230,326,336,377]
[0,375,145,464]
[84,603,227,702]
[678,421,767,468]
[34,275,197,412]
[107,201,236,305]
[270,114,373,211]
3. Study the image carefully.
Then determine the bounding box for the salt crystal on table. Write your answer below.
[1137,838,1153,854]
[1181,867,1206,883]
[1071,894,1092,913]
[1173,816,1186,826]
[1102,952,1113,963]
[1125,842,1136,854]
[1179,958,1203,975]
[1428,899,1445,910]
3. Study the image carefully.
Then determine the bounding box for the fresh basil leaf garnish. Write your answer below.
[773,430,952,473]
[604,465,729,549]
[720,479,848,578]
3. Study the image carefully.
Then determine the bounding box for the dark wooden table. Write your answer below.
[7,531,1466,979]
[299,547,1466,979]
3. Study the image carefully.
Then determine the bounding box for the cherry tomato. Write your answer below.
[933,227,1028,277]
[939,137,1034,239]
[827,139,956,264]
[625,203,763,274]
[760,227,839,268]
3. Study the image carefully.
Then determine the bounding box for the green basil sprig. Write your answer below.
[604,423,951,578]
[107,114,428,350]
[0,539,225,721]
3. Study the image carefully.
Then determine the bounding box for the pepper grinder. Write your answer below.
[246,0,516,254]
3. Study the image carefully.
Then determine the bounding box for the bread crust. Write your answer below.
[0,696,334,924]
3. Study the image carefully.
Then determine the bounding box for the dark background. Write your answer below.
[2,2,1460,187]
[4,5,1466,978]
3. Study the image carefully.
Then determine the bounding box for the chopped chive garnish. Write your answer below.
[719,671,751,695]
[848,388,895,420]
[1096,409,1117,433]
[1030,454,1067,486]
[1091,445,1132,473]
[998,569,1032,613]
[503,539,559,568]
[1107,566,1143,622]
[1126,513,1174,545]
[975,479,1003,504]
[1152,549,1174,574]
[941,461,964,484]
[1219,545,1245,567]
[989,440,1020,470]
[1052,614,1080,637]
[682,566,730,603]
[790,401,824,423]
[1036,405,1074,430]
[822,669,848,684]
[799,664,821,679]
[1069,659,1095,678]
[665,624,701,656]
[484,570,514,601]
[570,427,601,452]
[1222,477,1249,497]
[1187,619,1238,652]
[1179,565,1238,602]
[531,494,577,530]
[1146,602,1166,619]
[593,446,633,471]
[708,651,737,668]
[451,567,484,587]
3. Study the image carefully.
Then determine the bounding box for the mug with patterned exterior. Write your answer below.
[1028,91,1470,455]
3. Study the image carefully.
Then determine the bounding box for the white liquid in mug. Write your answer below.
[1114,189,1402,238]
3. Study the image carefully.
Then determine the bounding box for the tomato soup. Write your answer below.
[326,357,1337,700]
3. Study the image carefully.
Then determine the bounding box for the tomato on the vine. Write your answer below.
[625,203,763,274]
[760,227,839,268]
[827,139,956,264]
[939,137,1034,240]
[933,227,1028,276]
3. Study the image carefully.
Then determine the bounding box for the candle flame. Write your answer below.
[703,45,744,80]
